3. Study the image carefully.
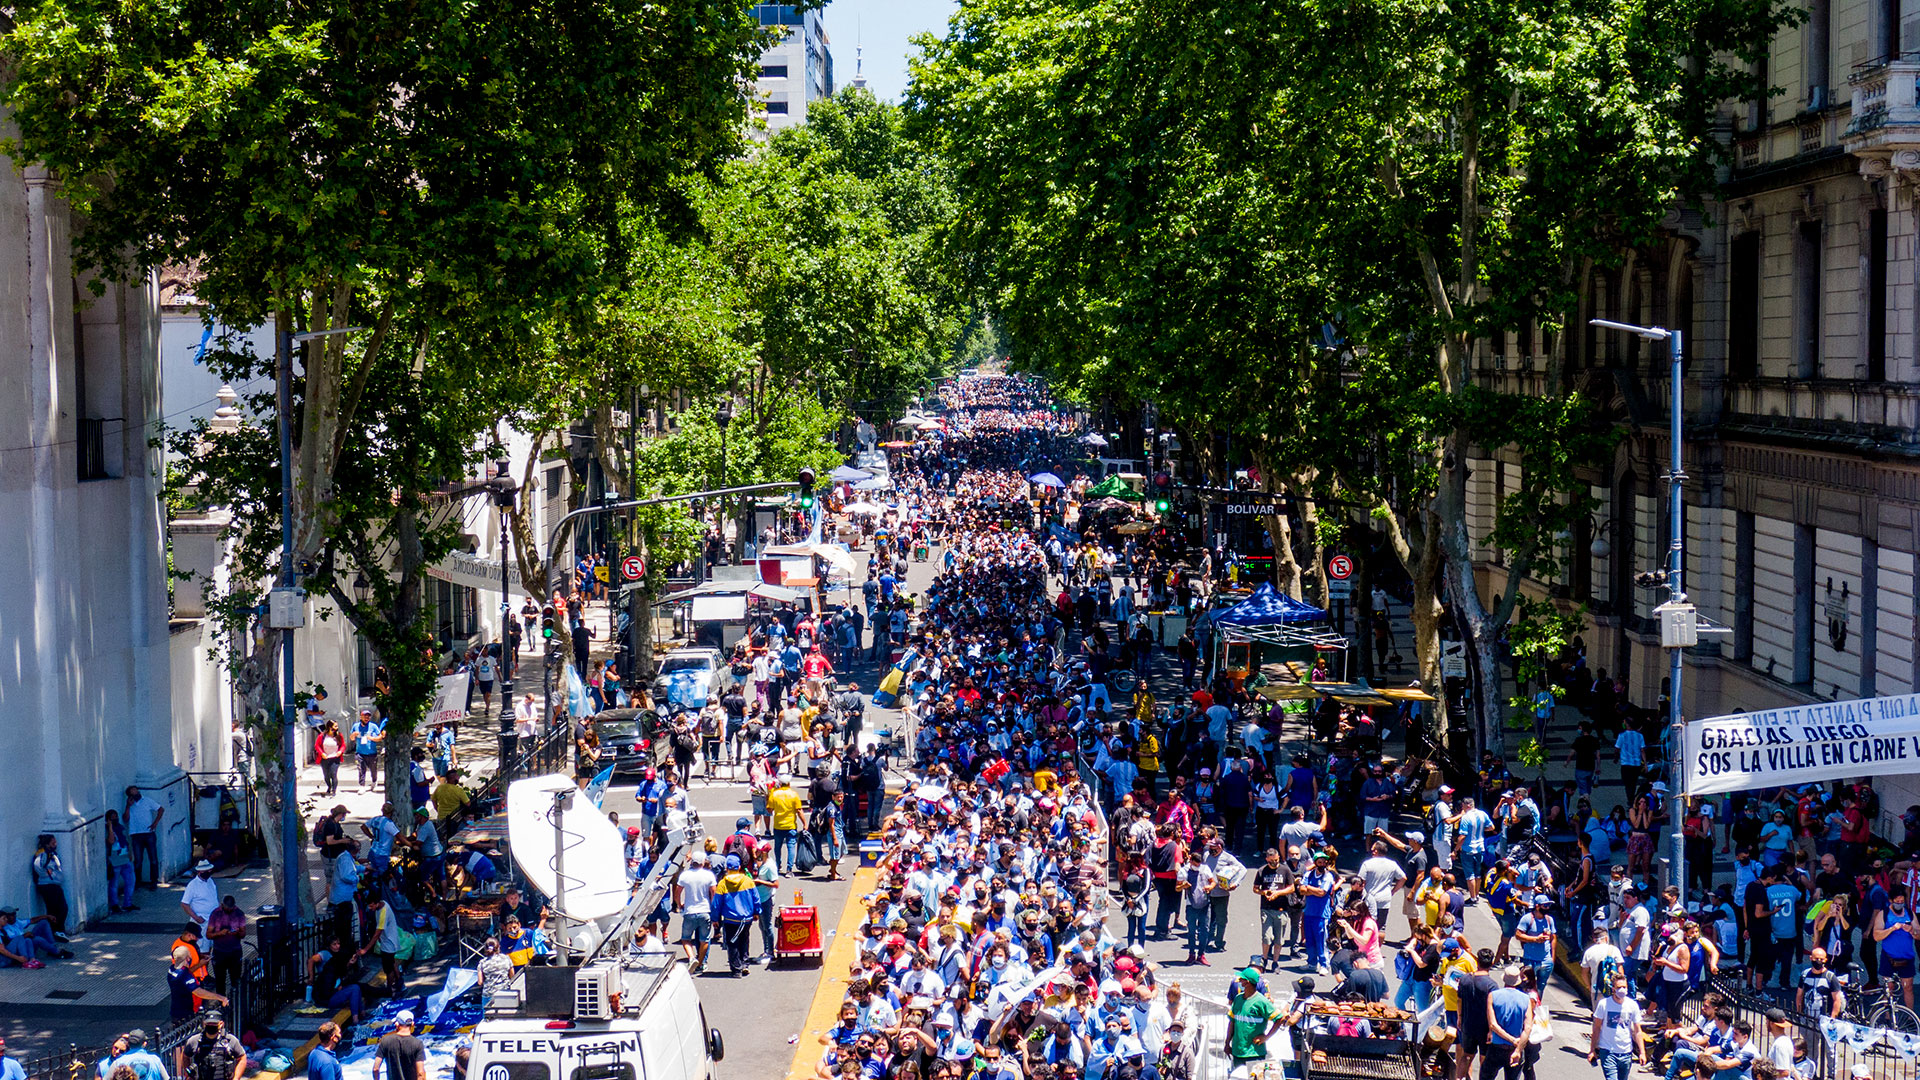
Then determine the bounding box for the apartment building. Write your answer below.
[1466,0,1920,820]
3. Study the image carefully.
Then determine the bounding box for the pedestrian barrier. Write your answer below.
[1691,976,1913,1080]
[15,1041,116,1080]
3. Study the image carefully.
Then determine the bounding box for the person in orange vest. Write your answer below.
[171,923,209,980]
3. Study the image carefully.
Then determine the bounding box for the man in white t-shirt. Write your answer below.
[1357,841,1408,937]
[1587,973,1646,1080]
[1617,887,1653,986]
[1431,787,1456,871]
[673,853,718,974]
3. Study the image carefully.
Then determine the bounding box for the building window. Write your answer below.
[1794,221,1822,379]
[1793,523,1815,684]
[753,4,801,25]
[765,100,790,115]
[545,467,564,501]
[1878,0,1902,61]
[1734,511,1754,662]
[1807,0,1832,109]
[1728,231,1761,380]
[760,64,788,79]
[1869,207,1889,381]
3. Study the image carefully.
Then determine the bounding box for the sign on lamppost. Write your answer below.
[621,555,646,581]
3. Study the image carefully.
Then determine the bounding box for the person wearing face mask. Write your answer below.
[1873,886,1917,1007]
[1587,975,1647,1080]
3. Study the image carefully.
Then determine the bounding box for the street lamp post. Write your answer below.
[715,399,734,565]
[491,460,518,766]
[270,324,361,921]
[1590,317,1689,894]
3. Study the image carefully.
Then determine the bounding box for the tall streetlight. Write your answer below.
[268,324,361,920]
[490,459,518,765]
[715,399,735,565]
[1589,317,1693,894]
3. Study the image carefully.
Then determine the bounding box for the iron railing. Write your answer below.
[444,721,574,839]
[1692,975,1914,1080]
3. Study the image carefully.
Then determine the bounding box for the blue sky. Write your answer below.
[825,0,959,104]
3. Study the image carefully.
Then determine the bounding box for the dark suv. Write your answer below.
[592,707,669,777]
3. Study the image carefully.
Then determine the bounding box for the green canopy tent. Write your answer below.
[1084,475,1143,501]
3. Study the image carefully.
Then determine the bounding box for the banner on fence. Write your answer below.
[431,673,471,727]
[1683,693,1920,795]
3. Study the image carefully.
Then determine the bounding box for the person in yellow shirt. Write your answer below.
[1414,867,1448,928]
[431,771,470,820]
[1136,729,1161,776]
[767,778,805,875]
[1033,765,1058,793]
[1437,939,1477,1023]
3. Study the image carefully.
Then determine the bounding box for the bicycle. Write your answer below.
[1842,965,1920,1034]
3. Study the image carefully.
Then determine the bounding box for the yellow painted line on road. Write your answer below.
[785,866,878,1080]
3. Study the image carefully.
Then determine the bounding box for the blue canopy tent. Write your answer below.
[1209,583,1347,681]
[1213,583,1329,626]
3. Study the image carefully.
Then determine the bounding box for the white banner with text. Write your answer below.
[1684,693,1920,795]
[431,673,471,727]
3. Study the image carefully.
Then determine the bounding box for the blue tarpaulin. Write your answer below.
[1212,583,1328,626]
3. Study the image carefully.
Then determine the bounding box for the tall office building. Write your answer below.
[752,4,834,135]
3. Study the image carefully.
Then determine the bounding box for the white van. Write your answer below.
[469,957,722,1080]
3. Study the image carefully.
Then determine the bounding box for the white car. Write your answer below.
[653,647,723,708]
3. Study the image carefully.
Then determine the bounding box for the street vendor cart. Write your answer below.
[1297,1002,1424,1080]
[772,894,823,966]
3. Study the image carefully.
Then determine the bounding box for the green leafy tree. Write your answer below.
[4,0,772,911]
[909,0,1791,755]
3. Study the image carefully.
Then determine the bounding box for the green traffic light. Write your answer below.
[800,494,815,509]
[1155,498,1170,512]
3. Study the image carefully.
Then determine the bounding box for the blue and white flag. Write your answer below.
[583,764,615,807]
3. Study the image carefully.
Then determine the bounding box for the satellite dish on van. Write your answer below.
[506,775,631,921]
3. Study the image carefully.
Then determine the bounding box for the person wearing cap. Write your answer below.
[350,708,385,793]
[1515,893,1557,994]
[180,859,219,950]
[1299,849,1338,973]
[712,852,761,976]
[177,1010,244,1080]
[674,850,719,974]
[1483,965,1532,1080]
[109,1030,167,1080]
[1225,966,1280,1065]
[1432,784,1458,872]
[0,906,69,966]
[370,1009,424,1080]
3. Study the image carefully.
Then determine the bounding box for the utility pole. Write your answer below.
[492,459,518,766]
[1591,318,1705,894]
[269,324,360,920]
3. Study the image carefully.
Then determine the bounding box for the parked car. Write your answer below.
[592,707,670,776]
[653,647,723,708]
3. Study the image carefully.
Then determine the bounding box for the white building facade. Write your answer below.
[0,122,192,925]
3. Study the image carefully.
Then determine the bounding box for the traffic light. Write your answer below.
[798,467,816,511]
[540,604,556,639]
[1153,473,1172,514]
[1154,495,1171,514]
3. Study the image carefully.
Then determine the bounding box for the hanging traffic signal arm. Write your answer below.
[539,478,807,598]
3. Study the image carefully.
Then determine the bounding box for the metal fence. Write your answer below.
[1692,975,1915,1080]
[15,1041,116,1080]
[445,721,573,839]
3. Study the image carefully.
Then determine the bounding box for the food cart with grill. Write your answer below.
[1299,1003,1421,1080]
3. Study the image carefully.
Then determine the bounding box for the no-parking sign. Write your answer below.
[621,555,646,581]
